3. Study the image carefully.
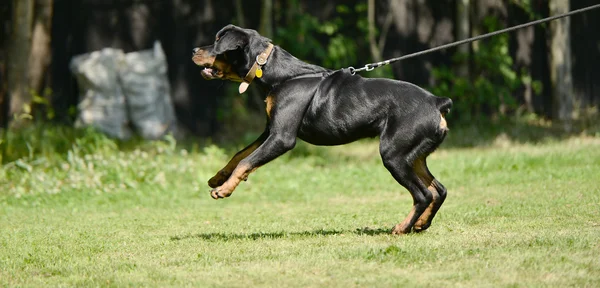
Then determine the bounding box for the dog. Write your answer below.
[192,25,452,234]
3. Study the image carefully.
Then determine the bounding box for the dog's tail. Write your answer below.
[434,97,453,115]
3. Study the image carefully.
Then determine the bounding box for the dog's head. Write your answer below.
[192,25,272,82]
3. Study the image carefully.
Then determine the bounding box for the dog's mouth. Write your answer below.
[201,66,221,80]
[192,52,222,80]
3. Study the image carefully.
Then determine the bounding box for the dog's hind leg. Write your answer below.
[413,158,447,232]
[381,153,432,235]
[413,111,449,232]
[379,118,435,234]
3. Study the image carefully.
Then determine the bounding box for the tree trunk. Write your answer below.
[368,0,393,67]
[259,0,273,38]
[234,0,246,27]
[549,0,573,126]
[368,0,382,62]
[28,0,54,118]
[0,2,9,129]
[456,0,470,78]
[7,0,34,120]
[0,61,6,130]
[6,0,53,125]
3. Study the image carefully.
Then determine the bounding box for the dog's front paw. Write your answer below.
[391,224,411,235]
[208,170,230,188]
[209,186,233,199]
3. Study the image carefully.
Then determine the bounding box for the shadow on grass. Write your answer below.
[170,227,391,241]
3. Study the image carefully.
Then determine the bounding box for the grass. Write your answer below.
[1,126,600,287]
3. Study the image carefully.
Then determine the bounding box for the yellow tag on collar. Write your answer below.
[256,67,263,78]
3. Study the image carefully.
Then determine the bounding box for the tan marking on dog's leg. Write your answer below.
[211,162,255,199]
[223,145,258,173]
[265,95,275,119]
[392,206,417,235]
[413,158,438,231]
[208,141,263,188]
[414,186,438,230]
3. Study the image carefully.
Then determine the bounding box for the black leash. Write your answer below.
[348,3,600,75]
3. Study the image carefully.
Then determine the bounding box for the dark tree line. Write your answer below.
[1,0,599,136]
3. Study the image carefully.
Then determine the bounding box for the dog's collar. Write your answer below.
[239,43,274,94]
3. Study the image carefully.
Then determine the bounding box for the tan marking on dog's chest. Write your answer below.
[265,95,275,118]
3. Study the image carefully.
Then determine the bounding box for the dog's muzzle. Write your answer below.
[192,48,219,79]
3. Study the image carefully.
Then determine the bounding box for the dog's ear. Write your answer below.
[212,26,248,55]
[213,25,271,63]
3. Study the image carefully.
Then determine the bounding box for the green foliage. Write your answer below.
[430,16,542,122]
[273,2,393,81]
[0,125,200,196]
[275,13,328,63]
[31,88,55,120]
[1,126,109,164]
[509,0,542,20]
[274,3,375,69]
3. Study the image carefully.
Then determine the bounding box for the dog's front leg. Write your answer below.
[210,132,296,199]
[208,130,269,188]
[209,89,313,199]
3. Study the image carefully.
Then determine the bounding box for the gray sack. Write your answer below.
[70,41,176,140]
[70,48,131,139]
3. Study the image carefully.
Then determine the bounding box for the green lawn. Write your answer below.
[1,133,599,287]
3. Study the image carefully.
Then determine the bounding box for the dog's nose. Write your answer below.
[193,48,200,54]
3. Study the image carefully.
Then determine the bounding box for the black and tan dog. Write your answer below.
[192,25,452,234]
